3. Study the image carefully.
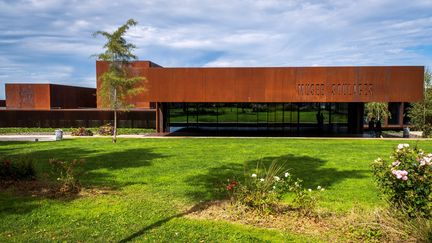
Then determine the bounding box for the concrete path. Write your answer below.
[0,135,56,142]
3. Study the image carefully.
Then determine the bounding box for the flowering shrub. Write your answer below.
[98,123,114,136]
[71,127,93,136]
[226,162,324,213]
[371,143,432,218]
[49,158,85,193]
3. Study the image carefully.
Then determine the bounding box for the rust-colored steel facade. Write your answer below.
[0,109,155,128]
[5,84,96,109]
[6,84,51,109]
[97,61,424,104]
[96,61,424,133]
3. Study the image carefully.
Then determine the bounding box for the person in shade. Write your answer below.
[375,119,382,138]
[368,117,375,137]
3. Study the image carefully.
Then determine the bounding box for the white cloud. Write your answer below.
[0,0,432,99]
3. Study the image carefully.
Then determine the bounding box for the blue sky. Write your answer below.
[1,0,432,99]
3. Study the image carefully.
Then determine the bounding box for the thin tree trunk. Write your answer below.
[113,88,117,143]
[113,109,117,143]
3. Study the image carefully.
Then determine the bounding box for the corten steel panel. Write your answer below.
[5,84,51,109]
[96,61,424,103]
[50,84,96,109]
[96,61,161,108]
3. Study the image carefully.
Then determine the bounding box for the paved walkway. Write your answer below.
[0,135,56,141]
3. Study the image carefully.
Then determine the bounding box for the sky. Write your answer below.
[1,0,432,99]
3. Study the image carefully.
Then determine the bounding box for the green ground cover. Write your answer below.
[0,127,155,135]
[1,138,431,242]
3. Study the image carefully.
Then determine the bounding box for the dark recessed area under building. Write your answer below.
[162,102,358,137]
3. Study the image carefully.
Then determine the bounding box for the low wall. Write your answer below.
[0,109,156,128]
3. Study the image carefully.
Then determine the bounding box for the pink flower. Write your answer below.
[397,143,409,150]
[419,155,432,166]
[392,170,408,180]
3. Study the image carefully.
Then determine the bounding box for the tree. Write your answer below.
[408,68,432,137]
[93,19,145,143]
[365,102,390,122]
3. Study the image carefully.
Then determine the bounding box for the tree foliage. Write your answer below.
[93,19,145,142]
[365,102,390,122]
[408,69,432,137]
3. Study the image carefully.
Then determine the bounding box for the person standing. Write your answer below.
[368,117,375,137]
[375,119,382,138]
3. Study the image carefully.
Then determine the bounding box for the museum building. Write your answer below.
[96,61,424,136]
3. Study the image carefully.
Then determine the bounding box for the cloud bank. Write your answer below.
[0,0,431,98]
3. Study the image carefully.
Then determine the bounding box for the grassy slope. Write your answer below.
[1,138,431,242]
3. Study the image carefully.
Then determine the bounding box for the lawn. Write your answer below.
[1,138,431,242]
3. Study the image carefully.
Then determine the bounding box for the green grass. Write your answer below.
[0,127,155,135]
[1,138,431,242]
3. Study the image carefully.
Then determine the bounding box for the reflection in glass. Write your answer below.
[331,103,348,124]
[197,103,217,123]
[256,103,268,123]
[218,103,237,123]
[237,103,256,123]
[168,103,187,123]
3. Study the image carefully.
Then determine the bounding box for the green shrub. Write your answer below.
[49,158,85,193]
[226,162,323,213]
[98,123,114,136]
[0,157,36,180]
[71,127,93,136]
[371,144,432,218]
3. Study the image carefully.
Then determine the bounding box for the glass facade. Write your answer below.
[167,102,350,135]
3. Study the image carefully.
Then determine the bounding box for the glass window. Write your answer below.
[168,103,187,123]
[284,103,298,124]
[331,103,348,124]
[188,103,198,124]
[237,103,256,123]
[256,103,268,123]
[218,103,237,123]
[197,103,217,123]
[299,103,318,124]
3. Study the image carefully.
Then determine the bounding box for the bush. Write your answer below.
[49,158,85,193]
[98,123,114,136]
[226,162,323,213]
[371,143,432,218]
[0,157,36,180]
[71,127,93,136]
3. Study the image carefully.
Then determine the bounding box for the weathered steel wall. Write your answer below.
[97,61,424,104]
[5,84,51,109]
[96,61,161,109]
[0,109,155,128]
[5,83,97,109]
[50,84,96,108]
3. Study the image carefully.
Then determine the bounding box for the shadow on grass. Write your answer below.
[185,154,369,201]
[2,146,167,187]
[0,145,168,215]
[0,192,42,216]
[118,201,212,243]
